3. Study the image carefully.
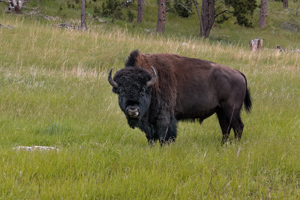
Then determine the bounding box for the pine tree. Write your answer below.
[157,0,166,33]
[228,0,257,27]
[259,0,267,28]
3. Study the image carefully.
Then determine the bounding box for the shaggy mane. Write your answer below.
[125,50,139,67]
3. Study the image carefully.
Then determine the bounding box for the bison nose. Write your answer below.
[127,107,140,118]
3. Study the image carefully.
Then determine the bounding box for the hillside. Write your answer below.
[1,0,300,49]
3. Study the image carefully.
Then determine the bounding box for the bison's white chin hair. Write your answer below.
[127,118,139,129]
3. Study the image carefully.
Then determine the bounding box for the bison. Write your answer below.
[108,50,252,145]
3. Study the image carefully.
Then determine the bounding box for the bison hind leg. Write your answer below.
[216,108,231,145]
[217,104,245,144]
[227,107,244,142]
[232,115,244,141]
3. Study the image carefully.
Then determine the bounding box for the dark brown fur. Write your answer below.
[112,50,252,144]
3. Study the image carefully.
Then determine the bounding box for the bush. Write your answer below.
[102,0,124,20]
[93,6,101,18]
[127,9,135,22]
[174,0,192,18]
[224,0,257,27]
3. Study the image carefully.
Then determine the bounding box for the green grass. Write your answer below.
[2,0,300,49]
[0,9,300,199]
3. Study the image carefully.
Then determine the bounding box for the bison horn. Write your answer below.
[108,68,118,88]
[147,66,157,87]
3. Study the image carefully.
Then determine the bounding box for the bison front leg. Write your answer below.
[143,126,158,145]
[156,116,177,145]
[147,138,155,146]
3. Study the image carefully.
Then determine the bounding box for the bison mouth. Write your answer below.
[126,107,140,128]
[126,107,140,119]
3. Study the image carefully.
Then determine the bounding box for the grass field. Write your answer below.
[0,13,300,199]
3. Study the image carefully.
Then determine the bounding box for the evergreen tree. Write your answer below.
[259,0,267,28]
[174,0,192,18]
[200,0,214,37]
[225,0,257,27]
[157,0,166,33]
[127,9,135,22]
[93,6,101,18]
[81,0,86,30]
[137,0,143,22]
[101,0,123,20]
[283,0,288,8]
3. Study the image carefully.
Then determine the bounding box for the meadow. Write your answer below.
[0,12,300,199]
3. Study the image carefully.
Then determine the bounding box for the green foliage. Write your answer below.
[101,0,124,20]
[173,0,192,18]
[215,0,231,24]
[127,9,135,22]
[67,1,73,9]
[221,0,257,27]
[93,6,101,18]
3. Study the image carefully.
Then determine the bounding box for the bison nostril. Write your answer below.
[127,107,140,118]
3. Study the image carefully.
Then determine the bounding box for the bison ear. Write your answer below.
[108,68,118,88]
[146,66,157,87]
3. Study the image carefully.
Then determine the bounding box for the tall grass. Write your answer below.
[0,15,300,199]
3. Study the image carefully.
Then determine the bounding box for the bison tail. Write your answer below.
[244,88,252,113]
[240,71,252,113]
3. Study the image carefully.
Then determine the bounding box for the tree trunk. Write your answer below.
[200,0,215,38]
[191,0,201,36]
[259,0,267,28]
[156,0,166,33]
[283,0,288,9]
[81,0,86,30]
[137,0,143,22]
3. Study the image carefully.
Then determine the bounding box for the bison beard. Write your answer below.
[109,50,252,145]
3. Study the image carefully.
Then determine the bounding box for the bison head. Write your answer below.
[108,67,157,128]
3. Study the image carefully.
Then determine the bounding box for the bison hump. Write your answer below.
[126,50,140,67]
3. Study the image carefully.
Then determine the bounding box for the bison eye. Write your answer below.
[118,89,125,96]
[140,87,146,96]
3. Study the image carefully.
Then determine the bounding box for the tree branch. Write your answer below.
[215,10,233,19]
[190,0,201,35]
[167,1,193,13]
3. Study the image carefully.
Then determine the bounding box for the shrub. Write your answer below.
[102,0,124,20]
[127,9,134,22]
[174,0,192,18]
